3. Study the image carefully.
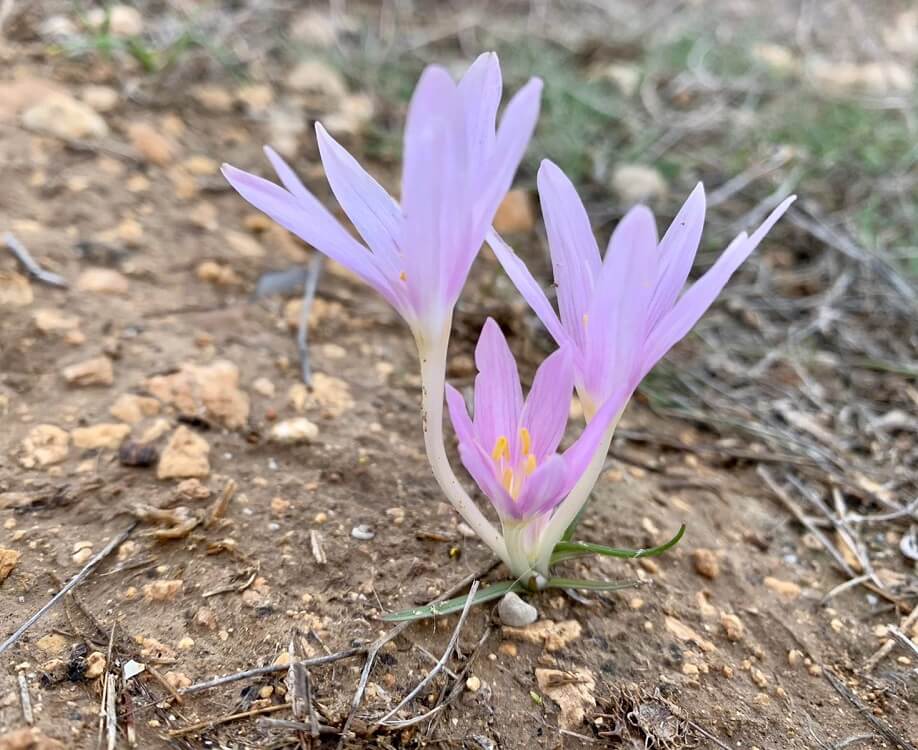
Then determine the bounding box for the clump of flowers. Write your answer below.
[223,53,793,618]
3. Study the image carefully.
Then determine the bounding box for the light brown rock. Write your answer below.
[269,417,319,444]
[664,615,717,652]
[143,579,183,601]
[86,5,143,36]
[0,727,66,750]
[110,393,161,424]
[22,92,109,139]
[71,422,130,450]
[501,619,582,652]
[128,122,175,166]
[157,427,210,479]
[81,85,119,113]
[0,272,33,306]
[20,425,70,468]
[535,668,596,729]
[193,85,234,113]
[36,633,68,655]
[611,164,668,204]
[721,613,745,642]
[286,60,347,101]
[164,671,192,690]
[145,360,249,429]
[196,260,241,286]
[764,576,801,600]
[0,548,21,583]
[139,636,175,660]
[323,93,374,136]
[33,308,80,335]
[692,548,720,579]
[62,356,114,386]
[225,229,265,258]
[75,268,129,295]
[194,607,218,630]
[84,651,106,679]
[492,189,535,234]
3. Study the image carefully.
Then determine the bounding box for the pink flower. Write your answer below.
[222,53,542,339]
[490,160,795,416]
[446,319,618,523]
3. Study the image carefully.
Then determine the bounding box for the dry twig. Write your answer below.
[17,672,33,726]
[3,232,68,287]
[0,523,136,655]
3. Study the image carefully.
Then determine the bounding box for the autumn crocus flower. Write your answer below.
[446,319,623,578]
[489,159,795,571]
[222,53,542,567]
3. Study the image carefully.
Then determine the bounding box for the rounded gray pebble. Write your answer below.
[351,524,375,541]
[498,592,538,627]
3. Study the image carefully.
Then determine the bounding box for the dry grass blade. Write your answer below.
[17,671,33,725]
[0,523,137,655]
[376,580,480,726]
[823,670,916,750]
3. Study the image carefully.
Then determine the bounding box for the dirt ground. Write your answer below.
[1,2,916,749]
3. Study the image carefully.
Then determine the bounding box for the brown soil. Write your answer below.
[1,4,916,750]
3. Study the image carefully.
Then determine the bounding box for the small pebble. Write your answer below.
[351,524,375,541]
[465,675,481,692]
[498,592,538,627]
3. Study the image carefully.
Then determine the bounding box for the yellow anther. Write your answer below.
[501,468,514,494]
[399,271,408,282]
[519,427,532,456]
[491,435,510,462]
[582,312,589,327]
[524,453,537,475]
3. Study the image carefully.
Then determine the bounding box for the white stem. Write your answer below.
[416,328,510,567]
[533,419,618,574]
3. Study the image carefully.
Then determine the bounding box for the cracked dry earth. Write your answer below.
[1,58,917,750]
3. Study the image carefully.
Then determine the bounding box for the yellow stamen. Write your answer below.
[524,453,537,475]
[519,427,532,456]
[582,312,589,327]
[491,435,510,462]
[501,468,514,494]
[399,271,408,282]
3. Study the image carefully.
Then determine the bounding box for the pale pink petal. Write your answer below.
[401,66,459,314]
[445,384,475,446]
[221,164,397,306]
[458,442,517,518]
[641,195,796,374]
[583,205,659,399]
[519,348,574,461]
[458,51,501,159]
[487,230,569,347]
[537,160,601,349]
[514,455,568,518]
[646,182,706,329]
[475,78,543,227]
[473,318,523,453]
[315,123,403,275]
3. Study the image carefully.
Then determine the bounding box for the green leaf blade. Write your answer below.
[383,580,525,622]
[550,523,686,565]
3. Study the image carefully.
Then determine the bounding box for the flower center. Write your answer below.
[491,427,537,500]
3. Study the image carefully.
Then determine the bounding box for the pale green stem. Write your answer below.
[532,417,619,575]
[416,326,510,567]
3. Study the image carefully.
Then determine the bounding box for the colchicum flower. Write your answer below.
[489,160,795,572]
[221,53,543,569]
[221,53,541,343]
[446,319,621,579]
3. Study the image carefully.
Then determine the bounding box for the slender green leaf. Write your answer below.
[561,500,591,542]
[382,580,525,622]
[544,577,642,592]
[550,523,686,565]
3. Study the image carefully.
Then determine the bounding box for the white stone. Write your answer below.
[498,592,538,627]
